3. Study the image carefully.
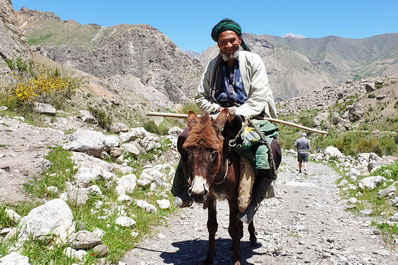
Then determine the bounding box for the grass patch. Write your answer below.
[7,144,177,264]
[372,222,398,243]
[24,146,76,199]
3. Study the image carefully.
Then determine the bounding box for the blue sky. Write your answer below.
[12,0,398,53]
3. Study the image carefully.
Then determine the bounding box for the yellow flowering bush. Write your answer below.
[1,61,79,113]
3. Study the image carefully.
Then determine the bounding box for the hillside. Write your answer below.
[16,8,203,106]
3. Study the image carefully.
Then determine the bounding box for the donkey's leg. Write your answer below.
[228,198,241,264]
[248,221,258,246]
[204,198,217,265]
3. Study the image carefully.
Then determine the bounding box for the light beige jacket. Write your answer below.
[195,50,277,119]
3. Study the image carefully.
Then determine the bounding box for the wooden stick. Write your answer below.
[147,112,328,135]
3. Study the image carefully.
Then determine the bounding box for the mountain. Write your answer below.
[199,33,398,101]
[0,0,31,74]
[15,8,203,106]
[184,50,200,59]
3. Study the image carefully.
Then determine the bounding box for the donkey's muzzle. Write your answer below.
[188,176,209,203]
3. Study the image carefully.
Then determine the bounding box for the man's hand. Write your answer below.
[223,106,237,123]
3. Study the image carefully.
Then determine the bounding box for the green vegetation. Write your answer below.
[313,131,398,157]
[0,58,79,115]
[88,106,113,131]
[368,93,376,98]
[337,163,398,241]
[1,144,176,263]
[24,146,76,199]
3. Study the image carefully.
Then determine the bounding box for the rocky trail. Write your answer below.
[122,155,398,265]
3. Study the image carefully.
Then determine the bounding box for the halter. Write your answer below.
[212,158,229,185]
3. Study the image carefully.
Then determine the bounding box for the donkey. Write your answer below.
[183,109,257,265]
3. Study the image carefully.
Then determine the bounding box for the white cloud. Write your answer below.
[282,33,305,39]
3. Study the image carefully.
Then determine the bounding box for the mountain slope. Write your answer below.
[16,8,203,104]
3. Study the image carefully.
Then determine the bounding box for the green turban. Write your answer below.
[211,18,251,51]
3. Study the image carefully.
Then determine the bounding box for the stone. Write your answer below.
[64,247,87,261]
[116,174,137,194]
[357,176,386,190]
[33,102,56,115]
[115,216,136,227]
[0,252,31,265]
[79,110,96,122]
[377,182,397,198]
[5,209,21,223]
[63,129,107,157]
[135,199,157,213]
[110,122,129,133]
[93,244,109,257]
[64,187,89,206]
[324,146,343,159]
[71,230,102,250]
[18,199,75,242]
[157,199,171,209]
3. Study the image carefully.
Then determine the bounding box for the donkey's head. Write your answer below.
[183,109,229,203]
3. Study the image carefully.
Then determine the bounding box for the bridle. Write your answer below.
[212,158,229,185]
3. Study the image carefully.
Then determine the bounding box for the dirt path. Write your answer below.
[0,116,66,203]
[122,155,398,265]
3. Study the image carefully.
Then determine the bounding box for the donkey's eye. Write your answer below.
[211,150,218,160]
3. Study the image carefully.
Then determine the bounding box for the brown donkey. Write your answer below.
[183,109,257,265]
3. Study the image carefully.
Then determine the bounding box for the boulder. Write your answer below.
[33,102,56,115]
[378,182,397,198]
[64,129,107,157]
[19,199,75,242]
[357,176,386,190]
[78,110,96,122]
[116,174,137,194]
[71,230,102,250]
[348,103,364,122]
[0,252,31,265]
[324,146,343,159]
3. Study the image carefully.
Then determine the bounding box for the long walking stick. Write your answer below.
[147,112,328,135]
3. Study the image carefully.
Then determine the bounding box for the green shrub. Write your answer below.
[368,93,376,98]
[178,101,200,114]
[375,83,383,89]
[88,106,113,130]
[1,61,79,114]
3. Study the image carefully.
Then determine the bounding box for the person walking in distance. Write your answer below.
[294,132,311,175]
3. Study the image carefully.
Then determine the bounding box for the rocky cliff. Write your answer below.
[16,8,203,105]
[0,0,31,75]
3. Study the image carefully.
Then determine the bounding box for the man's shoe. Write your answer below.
[173,191,193,208]
[238,203,259,224]
[303,169,308,175]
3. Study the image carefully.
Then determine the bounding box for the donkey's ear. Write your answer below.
[187,111,200,130]
[213,108,229,132]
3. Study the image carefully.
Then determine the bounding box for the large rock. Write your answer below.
[348,103,364,122]
[116,174,137,194]
[324,146,343,159]
[71,152,116,187]
[357,176,386,190]
[64,129,107,157]
[71,230,102,250]
[0,252,30,265]
[18,199,75,242]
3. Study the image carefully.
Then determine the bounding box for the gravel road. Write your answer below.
[122,155,398,265]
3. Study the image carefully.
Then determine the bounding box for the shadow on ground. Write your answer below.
[135,238,262,265]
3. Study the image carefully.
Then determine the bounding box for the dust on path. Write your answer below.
[122,155,398,265]
[0,116,66,203]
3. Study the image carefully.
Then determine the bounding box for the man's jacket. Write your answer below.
[195,50,277,119]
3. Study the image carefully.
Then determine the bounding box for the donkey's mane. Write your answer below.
[183,114,223,151]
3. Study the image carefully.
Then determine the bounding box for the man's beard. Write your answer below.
[220,49,239,62]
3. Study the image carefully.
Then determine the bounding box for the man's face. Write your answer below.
[217,30,242,56]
